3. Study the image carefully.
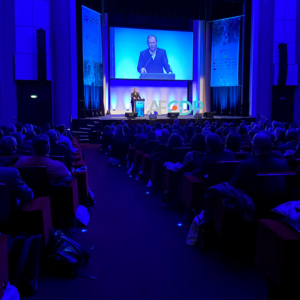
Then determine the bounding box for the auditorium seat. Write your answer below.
[141,153,151,177]
[0,183,52,246]
[74,169,90,203]
[14,166,79,228]
[168,147,190,164]
[255,219,300,299]
[233,152,249,160]
[0,234,8,299]
[182,160,243,210]
[133,149,143,169]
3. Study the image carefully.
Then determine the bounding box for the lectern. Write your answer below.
[133,99,145,117]
[139,73,175,80]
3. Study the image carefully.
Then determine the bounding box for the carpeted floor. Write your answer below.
[23,144,266,300]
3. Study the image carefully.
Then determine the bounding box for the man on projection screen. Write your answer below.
[137,35,172,74]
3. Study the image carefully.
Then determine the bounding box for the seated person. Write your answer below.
[134,126,152,149]
[23,130,36,146]
[56,124,77,154]
[142,131,159,154]
[229,132,290,196]
[278,129,299,154]
[16,134,72,181]
[0,166,34,209]
[166,133,184,154]
[274,127,285,146]
[225,133,242,152]
[11,132,32,154]
[15,122,25,139]
[182,134,206,166]
[0,136,19,166]
[184,126,195,144]
[158,129,170,145]
[192,133,235,179]
[45,130,74,171]
[7,124,17,134]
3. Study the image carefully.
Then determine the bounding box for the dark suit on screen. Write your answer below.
[131,92,142,113]
[137,48,172,74]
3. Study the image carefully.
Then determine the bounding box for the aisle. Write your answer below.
[24,144,265,300]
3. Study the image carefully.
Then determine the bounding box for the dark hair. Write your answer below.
[45,130,59,143]
[225,133,242,152]
[147,131,158,142]
[167,133,183,149]
[25,131,36,141]
[103,126,111,132]
[156,122,162,129]
[190,134,206,152]
[32,134,50,156]
[56,125,66,135]
[184,126,195,138]
[15,122,23,133]
[11,133,24,147]
[238,125,248,135]
[0,136,17,155]
[286,129,298,142]
[34,127,42,135]
[206,133,221,151]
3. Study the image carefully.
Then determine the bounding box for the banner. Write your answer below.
[82,6,102,109]
[211,17,241,87]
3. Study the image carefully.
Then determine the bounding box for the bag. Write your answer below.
[42,230,90,277]
[186,211,204,245]
[7,234,41,296]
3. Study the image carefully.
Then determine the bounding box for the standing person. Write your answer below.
[131,88,142,113]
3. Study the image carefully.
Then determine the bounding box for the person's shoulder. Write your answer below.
[140,49,149,55]
[157,48,166,53]
[0,166,19,176]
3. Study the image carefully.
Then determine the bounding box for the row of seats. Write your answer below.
[0,136,89,246]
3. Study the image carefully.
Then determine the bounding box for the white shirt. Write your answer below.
[149,49,156,60]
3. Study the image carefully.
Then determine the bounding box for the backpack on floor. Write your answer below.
[7,234,41,296]
[42,230,90,277]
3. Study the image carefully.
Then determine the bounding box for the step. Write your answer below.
[79,127,91,131]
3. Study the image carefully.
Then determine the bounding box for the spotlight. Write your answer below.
[81,229,87,232]
[146,191,150,195]
[177,223,182,227]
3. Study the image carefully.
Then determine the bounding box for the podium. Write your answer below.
[133,99,145,117]
[140,73,175,80]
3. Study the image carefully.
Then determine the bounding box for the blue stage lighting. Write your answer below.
[177,223,182,227]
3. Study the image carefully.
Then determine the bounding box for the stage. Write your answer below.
[71,114,256,133]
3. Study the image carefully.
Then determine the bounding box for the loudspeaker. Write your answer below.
[36,29,47,81]
[277,43,288,86]
[194,113,203,119]
[203,112,215,119]
[167,112,179,119]
[125,112,137,119]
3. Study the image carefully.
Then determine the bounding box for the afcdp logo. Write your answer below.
[84,15,99,26]
[148,100,203,115]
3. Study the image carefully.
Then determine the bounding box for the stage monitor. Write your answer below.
[110,27,194,81]
[210,16,241,87]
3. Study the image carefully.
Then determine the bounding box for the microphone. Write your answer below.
[163,57,173,73]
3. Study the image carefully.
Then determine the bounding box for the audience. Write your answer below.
[45,130,75,171]
[192,133,235,178]
[16,134,72,181]
[159,129,170,144]
[56,125,78,154]
[229,132,290,196]
[278,129,299,154]
[225,133,242,152]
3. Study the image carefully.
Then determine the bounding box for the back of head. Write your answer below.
[289,123,298,129]
[34,127,42,135]
[222,127,230,138]
[248,129,260,140]
[11,133,24,147]
[32,134,50,156]
[156,122,162,129]
[190,133,206,152]
[167,133,183,149]
[7,124,17,134]
[103,125,111,132]
[0,136,17,155]
[206,133,221,152]
[25,130,36,141]
[172,123,180,131]
[25,124,34,132]
[286,129,298,142]
[238,125,248,135]
[161,129,170,140]
[184,126,195,138]
[121,120,125,126]
[145,125,152,133]
[56,124,66,135]
[15,122,23,133]
[210,125,216,133]
[253,132,272,156]
[261,130,275,143]
[225,133,242,152]
[45,130,59,144]
[275,127,284,139]
[174,119,179,124]
[147,131,158,142]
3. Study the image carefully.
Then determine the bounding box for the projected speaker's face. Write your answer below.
[147,36,157,53]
